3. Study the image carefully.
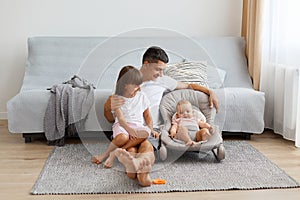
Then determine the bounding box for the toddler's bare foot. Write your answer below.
[92,153,107,165]
[103,151,116,168]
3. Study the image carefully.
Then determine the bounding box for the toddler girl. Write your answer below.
[93,66,159,166]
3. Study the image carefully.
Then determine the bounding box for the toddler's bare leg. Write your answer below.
[136,130,150,139]
[175,126,194,146]
[93,133,129,164]
[103,149,116,168]
[104,146,138,169]
[103,130,147,168]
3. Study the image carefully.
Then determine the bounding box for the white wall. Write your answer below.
[0,0,243,119]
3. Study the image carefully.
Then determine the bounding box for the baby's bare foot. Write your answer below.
[186,140,195,146]
[202,131,211,141]
[209,126,215,135]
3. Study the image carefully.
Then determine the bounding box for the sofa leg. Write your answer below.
[222,131,252,140]
[243,133,252,140]
[24,137,32,143]
[23,133,32,143]
[22,133,45,143]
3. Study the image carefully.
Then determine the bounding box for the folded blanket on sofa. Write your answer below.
[44,75,95,145]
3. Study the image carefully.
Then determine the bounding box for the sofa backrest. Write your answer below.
[22,36,252,91]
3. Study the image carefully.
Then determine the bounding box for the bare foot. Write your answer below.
[103,151,116,168]
[186,140,195,146]
[137,173,152,187]
[136,157,153,187]
[115,148,153,186]
[115,148,137,173]
[201,130,211,141]
[136,157,152,173]
[92,153,108,165]
[209,126,215,135]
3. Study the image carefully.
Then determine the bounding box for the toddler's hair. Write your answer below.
[115,66,143,96]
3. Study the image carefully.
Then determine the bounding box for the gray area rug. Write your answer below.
[31,140,300,194]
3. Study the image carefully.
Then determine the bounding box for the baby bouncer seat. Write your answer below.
[158,89,225,162]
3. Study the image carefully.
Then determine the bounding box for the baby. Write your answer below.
[169,100,213,146]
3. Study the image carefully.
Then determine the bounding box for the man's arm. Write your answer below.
[104,95,115,123]
[175,81,219,112]
[176,81,210,95]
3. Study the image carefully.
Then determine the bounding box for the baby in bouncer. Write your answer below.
[169,100,214,146]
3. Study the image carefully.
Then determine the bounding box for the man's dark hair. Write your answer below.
[142,46,169,64]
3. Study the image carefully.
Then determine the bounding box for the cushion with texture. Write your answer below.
[164,61,208,87]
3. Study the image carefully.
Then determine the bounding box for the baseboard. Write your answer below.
[0,112,7,119]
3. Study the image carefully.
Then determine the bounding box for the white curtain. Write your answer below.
[260,0,300,147]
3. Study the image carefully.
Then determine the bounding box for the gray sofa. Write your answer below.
[7,36,265,142]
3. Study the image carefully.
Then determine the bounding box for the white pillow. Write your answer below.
[207,66,226,89]
[164,61,208,88]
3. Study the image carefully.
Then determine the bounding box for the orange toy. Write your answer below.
[152,179,167,185]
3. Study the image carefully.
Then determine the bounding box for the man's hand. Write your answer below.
[187,83,219,112]
[208,90,219,112]
[111,94,125,111]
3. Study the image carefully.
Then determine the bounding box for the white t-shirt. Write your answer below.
[141,75,177,128]
[115,91,150,126]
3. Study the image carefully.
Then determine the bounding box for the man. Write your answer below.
[97,46,219,187]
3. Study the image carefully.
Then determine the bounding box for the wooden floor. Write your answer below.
[1,120,300,200]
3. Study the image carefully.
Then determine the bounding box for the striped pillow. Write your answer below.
[164,61,208,87]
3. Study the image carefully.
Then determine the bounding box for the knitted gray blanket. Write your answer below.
[44,75,95,144]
